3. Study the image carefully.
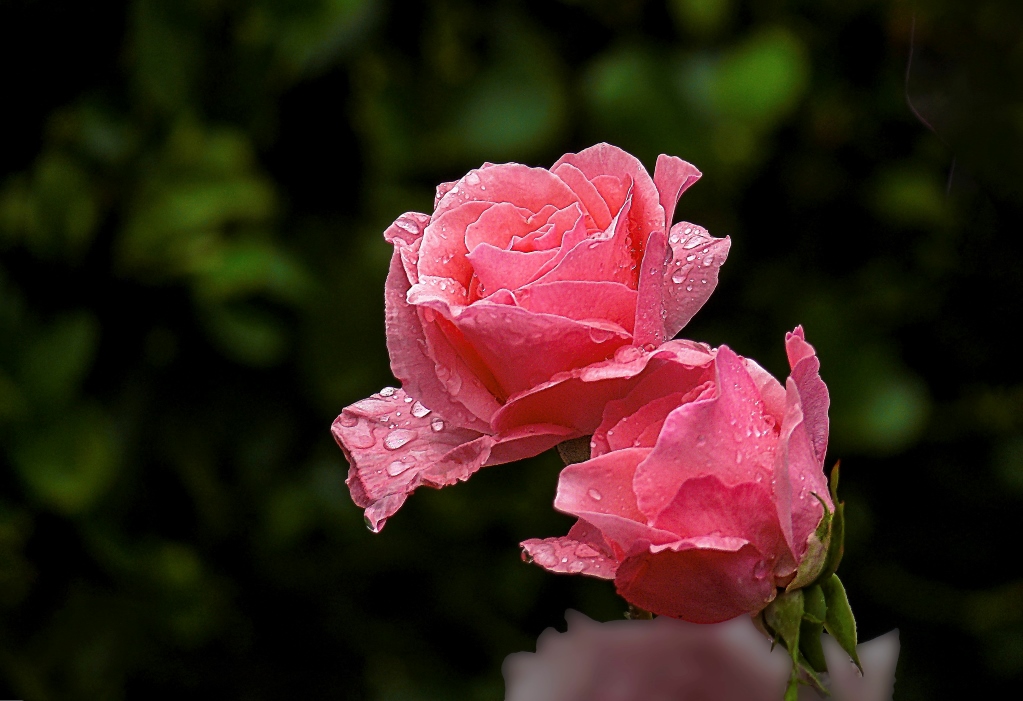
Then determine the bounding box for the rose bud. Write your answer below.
[333,144,730,531]
[503,611,899,701]
[522,328,833,624]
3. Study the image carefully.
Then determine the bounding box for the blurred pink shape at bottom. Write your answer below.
[503,611,898,701]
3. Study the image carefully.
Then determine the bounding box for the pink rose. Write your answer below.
[333,144,730,531]
[522,328,832,624]
[503,611,899,701]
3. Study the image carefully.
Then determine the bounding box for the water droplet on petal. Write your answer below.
[671,270,685,284]
[339,414,357,427]
[403,396,414,403]
[686,254,696,262]
[384,429,416,450]
[364,514,379,532]
[736,452,743,464]
[588,327,615,343]
[568,560,585,573]
[386,460,414,476]
[669,234,680,244]
[703,255,715,266]
[465,171,480,186]
[587,488,603,501]
[753,560,769,579]
[395,219,418,234]
[380,386,397,397]
[411,401,431,418]
[431,417,445,432]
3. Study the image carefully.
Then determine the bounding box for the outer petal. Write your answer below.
[418,201,491,287]
[742,357,787,425]
[653,154,702,231]
[514,280,637,332]
[334,387,572,531]
[661,222,731,339]
[520,520,619,580]
[615,541,777,623]
[785,326,830,464]
[384,227,492,433]
[633,346,779,521]
[632,226,669,347]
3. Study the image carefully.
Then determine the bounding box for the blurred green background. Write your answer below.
[2,0,1022,698]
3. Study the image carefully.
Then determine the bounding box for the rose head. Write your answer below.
[333,144,730,531]
[522,328,833,624]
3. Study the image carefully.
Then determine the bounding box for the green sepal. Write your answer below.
[821,573,861,670]
[765,589,804,655]
[799,584,828,673]
[556,436,592,465]
[787,493,832,591]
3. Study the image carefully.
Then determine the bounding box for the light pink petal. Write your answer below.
[435,163,578,219]
[785,326,830,464]
[452,302,632,399]
[520,533,618,580]
[384,246,491,433]
[418,201,492,287]
[519,207,591,283]
[634,346,779,521]
[615,541,777,623]
[552,161,612,230]
[653,475,793,575]
[383,211,432,246]
[463,201,536,252]
[653,154,702,230]
[493,340,715,435]
[466,243,560,293]
[742,357,787,425]
[527,203,587,251]
[552,143,665,239]
[662,222,731,339]
[334,387,572,531]
[774,377,831,559]
[407,274,470,309]
[514,280,638,332]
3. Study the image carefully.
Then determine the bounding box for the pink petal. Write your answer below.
[418,201,492,288]
[600,392,694,453]
[632,226,669,347]
[384,245,492,433]
[615,541,777,623]
[383,211,432,246]
[590,174,629,215]
[334,387,572,532]
[520,532,618,580]
[435,163,578,219]
[652,475,793,575]
[418,309,506,416]
[452,302,632,398]
[774,377,831,559]
[785,326,829,464]
[493,340,715,435]
[661,222,731,339]
[551,161,612,231]
[463,201,536,252]
[514,280,638,332]
[466,243,560,293]
[742,357,787,426]
[552,143,665,240]
[526,203,587,251]
[653,154,702,230]
[633,347,779,522]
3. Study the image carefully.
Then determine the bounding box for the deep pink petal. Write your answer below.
[785,326,830,464]
[653,154,702,230]
[552,143,665,240]
[452,302,632,398]
[466,243,559,293]
[493,340,715,435]
[633,347,779,521]
[653,475,793,575]
[661,222,731,339]
[384,245,491,432]
[514,280,638,332]
[334,387,572,532]
[551,161,612,230]
[615,542,777,623]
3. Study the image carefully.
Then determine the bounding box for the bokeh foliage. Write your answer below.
[2,0,1022,698]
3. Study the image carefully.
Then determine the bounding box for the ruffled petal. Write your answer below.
[633,347,779,522]
[551,161,612,230]
[785,326,830,464]
[661,222,731,339]
[615,540,777,623]
[653,154,702,231]
[464,201,536,252]
[434,163,578,219]
[334,387,572,531]
[520,524,619,580]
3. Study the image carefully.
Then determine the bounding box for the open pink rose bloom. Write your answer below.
[522,328,833,623]
[333,144,730,531]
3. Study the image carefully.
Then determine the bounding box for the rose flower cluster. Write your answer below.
[332,145,853,684]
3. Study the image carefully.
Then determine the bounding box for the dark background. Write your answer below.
[1,0,1021,698]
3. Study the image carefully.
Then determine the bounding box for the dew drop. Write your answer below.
[339,414,357,427]
[403,396,414,403]
[431,417,445,432]
[587,488,603,501]
[386,460,414,476]
[686,254,696,262]
[395,219,418,234]
[588,327,615,343]
[672,270,685,284]
[568,560,585,573]
[753,560,769,579]
[703,256,714,266]
[736,452,743,464]
[450,185,459,194]
[588,241,600,249]
[669,234,680,244]
[561,557,569,563]
[685,284,693,291]
[465,171,480,186]
[379,386,397,397]
[411,401,431,418]
[643,343,656,352]
[379,416,389,423]
[384,429,416,450]
[364,514,379,532]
